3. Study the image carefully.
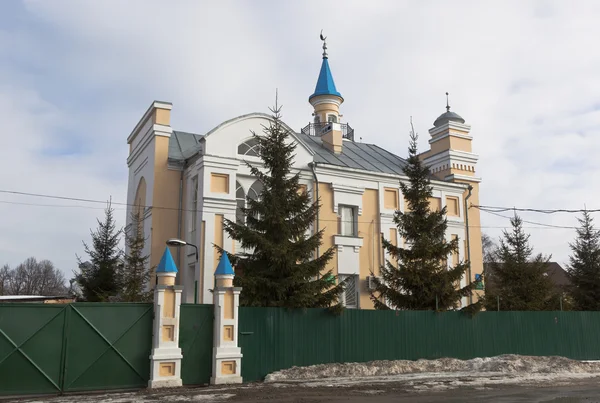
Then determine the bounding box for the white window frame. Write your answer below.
[327,114,338,123]
[339,205,357,237]
[339,274,359,309]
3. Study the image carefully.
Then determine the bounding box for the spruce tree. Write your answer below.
[566,210,600,310]
[484,214,554,311]
[220,98,344,308]
[75,200,122,302]
[370,122,475,310]
[117,209,152,302]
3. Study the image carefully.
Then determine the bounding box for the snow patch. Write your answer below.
[264,355,600,382]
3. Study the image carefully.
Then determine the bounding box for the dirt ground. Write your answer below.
[6,378,600,403]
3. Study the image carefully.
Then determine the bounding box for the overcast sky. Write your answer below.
[1,0,599,275]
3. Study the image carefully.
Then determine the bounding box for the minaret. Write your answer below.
[309,31,343,125]
[421,93,483,304]
[308,31,346,153]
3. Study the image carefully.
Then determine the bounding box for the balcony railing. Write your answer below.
[301,122,355,141]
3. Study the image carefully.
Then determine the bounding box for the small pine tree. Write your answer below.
[567,210,600,310]
[370,121,475,311]
[220,98,345,308]
[117,209,153,302]
[484,214,554,311]
[75,200,122,302]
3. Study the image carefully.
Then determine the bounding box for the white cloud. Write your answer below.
[2,0,600,275]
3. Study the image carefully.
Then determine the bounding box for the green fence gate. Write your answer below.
[179,304,214,385]
[0,303,153,396]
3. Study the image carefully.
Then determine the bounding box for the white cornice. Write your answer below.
[153,124,172,137]
[199,154,240,170]
[309,95,342,108]
[127,100,173,143]
[331,183,365,195]
[428,121,471,137]
[314,163,469,191]
[424,149,480,166]
[201,197,237,213]
[444,174,482,183]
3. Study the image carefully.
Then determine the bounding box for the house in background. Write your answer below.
[124,37,484,309]
[483,262,571,294]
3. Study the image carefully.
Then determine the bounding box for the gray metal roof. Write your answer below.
[169,131,203,161]
[297,132,407,175]
[168,119,408,176]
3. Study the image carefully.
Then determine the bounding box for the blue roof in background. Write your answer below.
[157,246,178,273]
[215,253,235,276]
[309,58,342,101]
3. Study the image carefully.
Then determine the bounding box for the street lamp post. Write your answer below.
[166,238,199,304]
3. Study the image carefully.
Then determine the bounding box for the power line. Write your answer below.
[478,208,577,230]
[0,200,126,210]
[474,204,599,214]
[0,188,585,231]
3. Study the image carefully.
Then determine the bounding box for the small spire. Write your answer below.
[320,29,328,59]
[446,92,450,112]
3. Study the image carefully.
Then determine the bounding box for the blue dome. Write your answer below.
[309,58,343,101]
[215,252,234,276]
[157,246,178,273]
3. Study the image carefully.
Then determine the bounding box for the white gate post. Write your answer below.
[148,247,183,388]
[211,252,243,384]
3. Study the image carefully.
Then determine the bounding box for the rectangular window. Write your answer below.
[339,205,356,236]
[339,274,358,309]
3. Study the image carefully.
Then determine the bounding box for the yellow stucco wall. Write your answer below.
[358,189,380,309]
[429,134,472,154]
[150,135,182,281]
[317,182,338,277]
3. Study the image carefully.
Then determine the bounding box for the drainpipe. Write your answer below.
[176,168,184,270]
[309,162,320,269]
[464,184,473,305]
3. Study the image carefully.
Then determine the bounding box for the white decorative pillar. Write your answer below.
[149,247,183,388]
[211,252,243,385]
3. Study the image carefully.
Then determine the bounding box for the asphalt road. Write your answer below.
[6,379,600,403]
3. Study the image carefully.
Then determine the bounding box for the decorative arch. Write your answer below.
[237,137,260,157]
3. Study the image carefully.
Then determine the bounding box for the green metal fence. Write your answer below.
[0,303,153,396]
[179,304,214,385]
[238,307,600,382]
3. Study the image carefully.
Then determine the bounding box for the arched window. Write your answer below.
[236,180,264,225]
[237,138,260,157]
[327,114,338,123]
[248,180,264,201]
[236,181,245,225]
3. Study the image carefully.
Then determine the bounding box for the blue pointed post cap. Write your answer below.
[215,252,235,276]
[309,58,343,101]
[157,246,178,274]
